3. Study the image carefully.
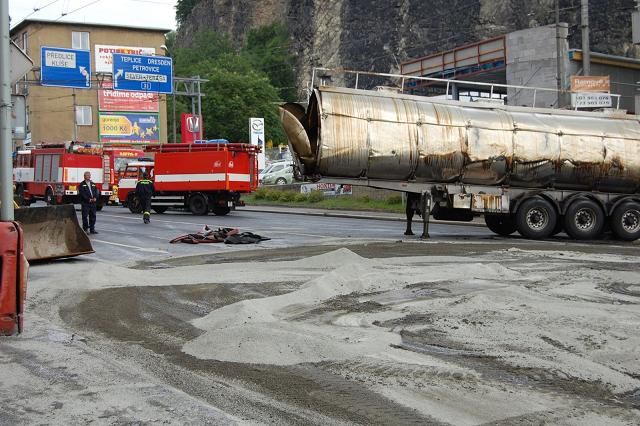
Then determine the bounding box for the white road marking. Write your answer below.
[99,228,168,240]
[91,239,168,253]
[99,213,226,227]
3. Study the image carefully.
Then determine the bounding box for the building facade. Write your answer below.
[10,19,171,148]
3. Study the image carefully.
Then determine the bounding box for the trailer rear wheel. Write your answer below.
[564,199,605,240]
[484,214,517,236]
[189,194,209,215]
[516,196,557,239]
[610,201,640,241]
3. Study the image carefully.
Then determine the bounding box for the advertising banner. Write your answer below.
[570,76,610,93]
[95,44,156,74]
[99,81,159,112]
[571,93,613,108]
[300,183,353,196]
[99,112,160,143]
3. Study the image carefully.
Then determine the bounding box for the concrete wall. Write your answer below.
[506,24,569,108]
[11,22,168,146]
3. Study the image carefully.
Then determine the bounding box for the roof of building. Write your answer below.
[10,18,172,35]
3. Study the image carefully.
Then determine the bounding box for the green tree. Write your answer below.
[243,23,297,102]
[175,0,201,28]
[171,30,286,143]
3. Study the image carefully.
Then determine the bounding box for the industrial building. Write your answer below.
[401,24,640,114]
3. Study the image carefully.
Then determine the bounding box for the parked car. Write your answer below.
[260,162,294,185]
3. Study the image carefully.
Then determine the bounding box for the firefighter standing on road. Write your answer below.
[136,172,154,224]
[79,171,99,234]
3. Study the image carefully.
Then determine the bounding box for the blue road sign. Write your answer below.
[41,46,91,89]
[112,53,173,94]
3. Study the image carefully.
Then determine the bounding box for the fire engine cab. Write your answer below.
[13,142,112,208]
[118,143,259,215]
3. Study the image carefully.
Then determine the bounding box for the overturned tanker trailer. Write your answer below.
[280,86,640,241]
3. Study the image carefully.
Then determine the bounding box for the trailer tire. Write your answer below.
[484,214,517,236]
[153,206,168,214]
[45,188,56,205]
[189,194,209,215]
[610,201,640,241]
[212,205,231,216]
[564,199,605,240]
[516,196,557,239]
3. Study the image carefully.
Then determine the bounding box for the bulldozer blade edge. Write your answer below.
[14,205,95,261]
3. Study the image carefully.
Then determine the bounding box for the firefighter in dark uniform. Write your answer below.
[136,171,154,224]
[79,171,99,234]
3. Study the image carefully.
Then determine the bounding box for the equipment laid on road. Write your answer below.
[0,221,27,335]
[14,142,112,208]
[169,225,270,244]
[281,85,640,241]
[118,143,259,216]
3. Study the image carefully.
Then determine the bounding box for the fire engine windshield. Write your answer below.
[115,157,139,174]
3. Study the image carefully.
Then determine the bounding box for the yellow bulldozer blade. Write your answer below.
[14,205,94,261]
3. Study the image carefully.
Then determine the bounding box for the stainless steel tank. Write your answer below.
[280,86,640,194]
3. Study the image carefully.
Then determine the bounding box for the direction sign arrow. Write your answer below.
[112,53,173,94]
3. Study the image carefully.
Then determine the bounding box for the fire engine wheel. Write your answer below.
[96,203,104,212]
[484,214,517,236]
[212,205,231,216]
[153,206,168,214]
[515,196,557,239]
[127,193,143,214]
[45,188,56,205]
[189,194,209,216]
[564,199,605,240]
[610,201,640,241]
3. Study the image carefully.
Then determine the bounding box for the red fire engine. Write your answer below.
[14,142,112,208]
[100,146,146,204]
[117,143,259,215]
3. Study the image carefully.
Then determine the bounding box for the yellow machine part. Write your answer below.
[13,205,94,261]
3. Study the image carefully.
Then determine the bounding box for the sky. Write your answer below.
[10,0,178,31]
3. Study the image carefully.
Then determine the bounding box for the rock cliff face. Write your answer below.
[177,0,637,96]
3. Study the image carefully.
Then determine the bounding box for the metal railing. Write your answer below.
[309,67,622,110]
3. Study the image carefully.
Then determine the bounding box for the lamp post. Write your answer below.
[161,44,176,143]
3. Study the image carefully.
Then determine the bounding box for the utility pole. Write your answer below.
[555,0,565,107]
[581,0,591,76]
[0,0,13,220]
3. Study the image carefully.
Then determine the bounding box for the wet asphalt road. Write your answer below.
[81,205,493,264]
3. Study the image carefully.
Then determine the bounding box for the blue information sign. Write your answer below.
[112,53,173,94]
[40,46,91,89]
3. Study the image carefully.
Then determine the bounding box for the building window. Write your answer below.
[22,32,28,51]
[72,31,90,50]
[75,106,92,126]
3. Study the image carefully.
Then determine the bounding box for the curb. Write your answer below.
[242,206,486,227]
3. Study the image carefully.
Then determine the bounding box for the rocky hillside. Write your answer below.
[176,0,638,96]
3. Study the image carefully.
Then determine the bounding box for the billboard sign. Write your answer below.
[99,112,160,143]
[300,183,353,196]
[571,93,613,108]
[570,76,610,93]
[95,45,156,74]
[180,113,203,143]
[249,117,266,170]
[99,81,159,112]
[112,53,173,94]
[40,46,91,89]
